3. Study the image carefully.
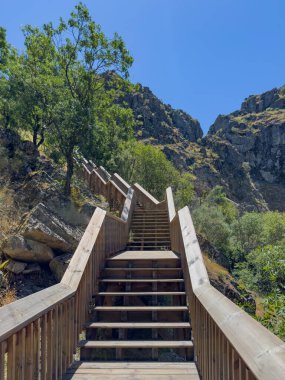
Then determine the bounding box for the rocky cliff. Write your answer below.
[126,83,285,211]
[204,86,285,211]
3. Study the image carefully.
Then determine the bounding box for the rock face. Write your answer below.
[128,83,285,211]
[3,236,55,263]
[202,86,285,211]
[21,203,83,253]
[123,84,203,145]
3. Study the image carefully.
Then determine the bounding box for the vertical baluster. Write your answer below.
[58,304,63,379]
[232,348,239,380]
[41,314,47,380]
[25,323,34,379]
[16,329,25,380]
[0,341,7,380]
[53,306,59,380]
[46,310,53,379]
[7,334,16,380]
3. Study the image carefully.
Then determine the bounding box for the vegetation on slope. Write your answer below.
[192,186,285,340]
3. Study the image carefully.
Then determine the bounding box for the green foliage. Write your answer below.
[235,240,285,294]
[174,173,195,209]
[205,186,238,223]
[257,294,285,341]
[115,141,179,199]
[193,204,231,252]
[0,3,134,195]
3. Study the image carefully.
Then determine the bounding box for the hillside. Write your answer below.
[125,84,285,211]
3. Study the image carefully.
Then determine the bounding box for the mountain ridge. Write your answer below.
[124,83,285,211]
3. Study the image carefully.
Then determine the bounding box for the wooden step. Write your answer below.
[103,268,181,272]
[127,242,171,244]
[79,340,193,349]
[130,232,171,236]
[63,362,200,380]
[107,251,179,261]
[100,278,184,283]
[64,363,199,380]
[94,306,188,311]
[86,322,191,329]
[126,246,171,249]
[131,222,169,224]
[97,291,186,296]
[129,235,170,242]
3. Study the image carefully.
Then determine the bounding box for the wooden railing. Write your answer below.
[166,187,285,380]
[75,158,131,214]
[0,162,136,380]
[1,156,285,380]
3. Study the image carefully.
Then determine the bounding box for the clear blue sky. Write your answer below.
[1,0,284,134]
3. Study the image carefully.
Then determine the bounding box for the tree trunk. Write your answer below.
[64,150,74,196]
[32,124,40,147]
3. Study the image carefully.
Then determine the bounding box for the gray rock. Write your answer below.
[22,263,41,275]
[80,202,96,222]
[20,203,83,253]
[6,260,27,274]
[49,253,72,281]
[0,271,3,287]
[3,235,55,263]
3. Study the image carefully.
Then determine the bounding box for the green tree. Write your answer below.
[193,204,232,253]
[174,172,195,209]
[116,141,179,199]
[22,3,133,194]
[205,186,238,223]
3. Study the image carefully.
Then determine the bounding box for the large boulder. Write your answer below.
[3,235,55,263]
[20,203,83,253]
[49,253,72,281]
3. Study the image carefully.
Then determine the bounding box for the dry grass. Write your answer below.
[203,255,228,277]
[0,287,17,307]
[0,185,22,237]
[0,271,17,307]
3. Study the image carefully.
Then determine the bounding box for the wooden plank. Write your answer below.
[7,334,16,380]
[63,374,199,380]
[79,340,193,348]
[0,341,6,380]
[94,306,187,311]
[107,251,178,260]
[97,292,186,296]
[100,278,184,283]
[86,322,191,329]
[69,362,198,369]
[66,367,199,375]
[103,268,181,271]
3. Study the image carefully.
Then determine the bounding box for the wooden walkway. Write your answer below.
[0,158,284,380]
[64,243,199,377]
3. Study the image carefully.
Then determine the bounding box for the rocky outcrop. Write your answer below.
[127,83,285,211]
[203,86,285,211]
[20,203,83,253]
[123,84,203,145]
[3,236,55,263]
[241,86,285,113]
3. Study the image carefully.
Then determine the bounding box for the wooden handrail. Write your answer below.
[166,187,176,222]
[2,156,284,379]
[166,190,285,380]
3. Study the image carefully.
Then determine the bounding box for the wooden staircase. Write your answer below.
[64,242,200,378]
[127,207,171,250]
